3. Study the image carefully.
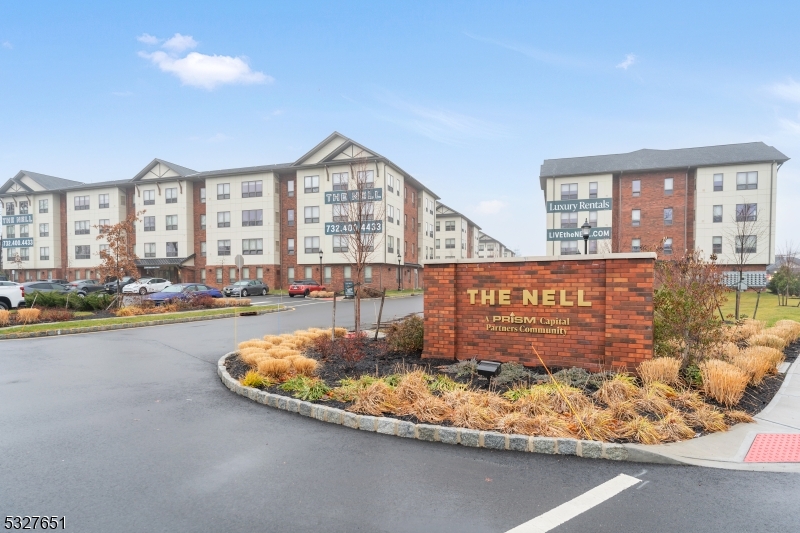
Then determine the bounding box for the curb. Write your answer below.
[0,306,287,341]
[217,352,684,464]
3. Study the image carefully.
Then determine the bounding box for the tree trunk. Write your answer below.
[735,288,741,321]
[354,288,361,336]
[753,289,762,320]
[331,291,336,341]
[374,289,386,341]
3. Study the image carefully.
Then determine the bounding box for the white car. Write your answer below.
[122,277,171,295]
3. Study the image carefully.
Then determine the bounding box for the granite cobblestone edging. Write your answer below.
[0,306,287,341]
[218,352,680,463]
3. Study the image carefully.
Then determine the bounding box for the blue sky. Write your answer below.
[2,1,800,255]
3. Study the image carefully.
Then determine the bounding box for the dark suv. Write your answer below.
[103,276,137,294]
[68,279,106,297]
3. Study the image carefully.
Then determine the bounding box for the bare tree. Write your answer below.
[774,242,800,306]
[95,211,142,303]
[725,201,770,320]
[331,153,385,334]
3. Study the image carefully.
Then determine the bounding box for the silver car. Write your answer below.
[223,280,269,297]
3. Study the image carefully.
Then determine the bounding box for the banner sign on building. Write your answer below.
[1,214,34,225]
[547,227,611,241]
[324,221,383,235]
[324,188,383,204]
[546,198,612,213]
[2,238,34,248]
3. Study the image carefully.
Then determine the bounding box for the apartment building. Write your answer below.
[434,203,480,259]
[0,132,441,290]
[540,142,789,285]
[476,231,514,258]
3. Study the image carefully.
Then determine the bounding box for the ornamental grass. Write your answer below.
[593,374,638,405]
[731,350,775,385]
[16,308,41,324]
[0,310,10,326]
[684,404,728,432]
[637,358,681,386]
[620,416,662,445]
[654,411,695,442]
[699,360,749,407]
[747,333,786,351]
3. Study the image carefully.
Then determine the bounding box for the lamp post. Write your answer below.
[318,249,323,282]
[581,219,591,255]
[397,251,402,291]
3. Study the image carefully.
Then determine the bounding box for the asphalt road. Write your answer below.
[2,295,799,532]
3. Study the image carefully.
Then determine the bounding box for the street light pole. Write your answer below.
[581,219,591,255]
[318,249,323,283]
[397,251,402,291]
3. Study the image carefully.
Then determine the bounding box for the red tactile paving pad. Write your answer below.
[744,434,800,462]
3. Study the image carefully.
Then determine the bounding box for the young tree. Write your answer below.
[334,153,385,335]
[95,211,142,301]
[773,242,799,306]
[725,201,769,320]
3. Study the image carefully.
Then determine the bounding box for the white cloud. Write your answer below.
[162,33,198,53]
[769,79,800,103]
[2,41,12,49]
[136,33,159,45]
[616,53,636,70]
[476,200,508,215]
[139,50,271,90]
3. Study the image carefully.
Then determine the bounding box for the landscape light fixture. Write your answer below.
[397,251,402,291]
[476,360,502,380]
[581,219,591,254]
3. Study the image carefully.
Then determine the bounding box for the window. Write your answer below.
[737,171,758,190]
[230,268,237,282]
[736,203,757,222]
[365,266,373,283]
[200,214,206,230]
[445,238,456,249]
[287,209,295,226]
[713,205,722,223]
[332,172,348,191]
[589,211,597,227]
[242,238,263,255]
[445,221,455,231]
[435,239,440,249]
[217,183,230,199]
[165,188,177,204]
[387,205,394,223]
[333,235,347,253]
[166,242,178,257]
[323,266,332,284]
[6,226,14,238]
[736,235,757,254]
[404,214,407,228]
[404,186,407,199]
[256,267,263,280]
[39,223,49,237]
[560,212,578,228]
[305,267,313,280]
[344,266,351,280]
[144,216,155,231]
[632,209,640,227]
[40,247,49,260]
[38,199,48,213]
[200,242,206,257]
[216,268,223,284]
[19,225,29,238]
[287,238,295,255]
[5,202,14,215]
[20,248,29,261]
[287,180,294,197]
[479,244,485,251]
[387,236,395,253]
[664,208,673,226]
[587,240,597,254]
[241,267,249,280]
[632,180,641,197]
[98,219,110,234]
[140,242,155,258]
[166,215,178,230]
[200,188,206,203]
[712,236,722,254]
[75,245,91,259]
[387,174,394,192]
[411,191,416,206]
[242,209,263,226]
[217,211,230,228]
[304,236,320,253]
[143,190,155,205]
[632,239,641,252]
[304,206,320,223]
[560,183,578,200]
[75,221,90,235]
[332,204,347,222]
[217,240,231,256]
[287,267,295,283]
[664,178,674,196]
[560,241,579,255]
[713,174,723,192]
[242,181,262,198]
[99,244,109,254]
[74,195,90,210]
[663,238,673,255]
[6,248,14,261]
[589,182,598,199]
[200,269,206,282]
[405,241,408,256]
[19,201,28,214]
[304,175,319,193]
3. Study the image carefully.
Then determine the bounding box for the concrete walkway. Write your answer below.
[631,358,800,472]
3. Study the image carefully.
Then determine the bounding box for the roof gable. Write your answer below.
[132,159,197,182]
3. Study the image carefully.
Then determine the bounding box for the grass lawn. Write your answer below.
[719,291,800,326]
[384,289,423,297]
[0,305,282,335]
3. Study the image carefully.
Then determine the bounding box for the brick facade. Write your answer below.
[423,255,655,372]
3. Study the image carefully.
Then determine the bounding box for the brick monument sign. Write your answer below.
[422,254,656,371]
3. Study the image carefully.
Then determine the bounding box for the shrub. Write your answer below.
[492,362,532,387]
[350,381,398,415]
[443,358,478,379]
[339,333,369,364]
[638,358,681,386]
[16,308,41,324]
[279,376,330,401]
[191,295,217,309]
[747,333,786,351]
[215,298,251,308]
[115,306,146,317]
[40,309,75,322]
[386,315,424,353]
[361,287,384,298]
[0,310,10,326]
[593,374,638,405]
[699,360,749,406]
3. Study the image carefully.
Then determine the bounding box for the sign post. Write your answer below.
[343,280,355,299]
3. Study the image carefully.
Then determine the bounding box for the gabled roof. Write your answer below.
[0,170,83,194]
[191,162,292,178]
[435,202,481,230]
[131,158,197,182]
[478,231,511,251]
[539,142,789,189]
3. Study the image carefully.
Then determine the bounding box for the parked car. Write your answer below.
[0,281,24,310]
[68,279,106,297]
[103,276,137,294]
[288,279,326,297]
[147,283,223,304]
[22,281,71,295]
[122,277,171,295]
[47,279,69,285]
[223,280,269,297]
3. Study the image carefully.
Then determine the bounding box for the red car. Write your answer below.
[288,279,326,297]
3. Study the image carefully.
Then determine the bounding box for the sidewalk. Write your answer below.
[630,358,800,472]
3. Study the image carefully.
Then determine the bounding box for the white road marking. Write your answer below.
[505,473,640,533]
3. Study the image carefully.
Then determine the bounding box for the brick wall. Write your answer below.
[279,172,297,290]
[423,255,655,372]
[189,179,206,283]
[403,185,419,265]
